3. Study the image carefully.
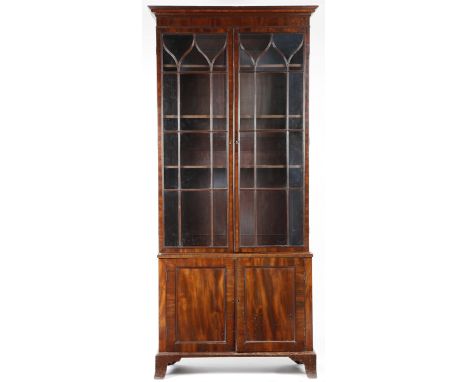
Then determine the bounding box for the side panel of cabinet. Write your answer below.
[236,257,306,352]
[159,258,235,352]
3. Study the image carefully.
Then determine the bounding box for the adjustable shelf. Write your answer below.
[164,115,227,119]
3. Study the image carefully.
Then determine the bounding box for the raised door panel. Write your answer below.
[236,257,305,352]
[160,258,234,352]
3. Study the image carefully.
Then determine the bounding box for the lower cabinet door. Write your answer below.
[159,258,235,352]
[236,257,306,352]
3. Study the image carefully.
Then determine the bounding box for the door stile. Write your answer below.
[233,28,240,253]
[227,29,235,254]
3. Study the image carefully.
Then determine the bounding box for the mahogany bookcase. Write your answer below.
[149,6,318,378]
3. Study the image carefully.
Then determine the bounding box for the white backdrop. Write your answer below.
[1,0,468,381]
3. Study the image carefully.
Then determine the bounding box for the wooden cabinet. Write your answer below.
[150,6,318,378]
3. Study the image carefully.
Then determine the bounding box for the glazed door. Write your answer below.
[235,30,308,252]
[159,258,235,352]
[236,257,306,352]
[159,30,233,252]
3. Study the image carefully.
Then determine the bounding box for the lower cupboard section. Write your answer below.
[158,256,312,353]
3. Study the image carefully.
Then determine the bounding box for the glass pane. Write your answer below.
[257,132,286,165]
[213,118,227,131]
[213,74,226,116]
[181,168,210,189]
[181,191,211,246]
[180,134,209,166]
[164,191,178,246]
[257,168,287,188]
[163,34,193,61]
[257,46,286,70]
[289,46,304,69]
[163,134,177,166]
[257,190,287,245]
[289,189,303,245]
[213,53,226,70]
[164,168,178,189]
[289,72,303,116]
[289,167,303,188]
[289,116,303,130]
[164,118,177,131]
[213,168,227,188]
[180,74,210,115]
[289,132,303,165]
[273,34,304,60]
[240,49,253,67]
[163,75,177,116]
[239,132,254,167]
[256,73,286,116]
[240,190,255,246]
[240,34,271,62]
[213,190,227,246]
[196,34,226,62]
[240,73,254,117]
[180,118,209,131]
[256,117,286,130]
[240,168,254,188]
[180,48,209,71]
[163,50,176,70]
[213,133,227,167]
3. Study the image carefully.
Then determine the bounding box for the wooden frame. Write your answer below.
[158,27,234,253]
[150,5,318,379]
[233,26,309,253]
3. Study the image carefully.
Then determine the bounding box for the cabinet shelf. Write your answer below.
[163,188,228,191]
[163,130,228,134]
[165,165,227,169]
[240,187,303,191]
[240,115,301,119]
[239,129,303,133]
[240,64,302,68]
[240,165,302,169]
[165,115,226,119]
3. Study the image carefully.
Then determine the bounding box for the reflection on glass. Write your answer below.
[213,168,227,188]
[289,167,303,188]
[289,132,303,166]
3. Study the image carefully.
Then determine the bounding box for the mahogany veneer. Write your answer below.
[149,5,318,378]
